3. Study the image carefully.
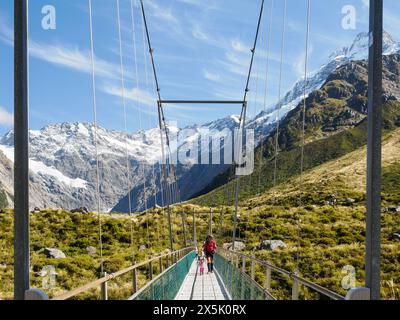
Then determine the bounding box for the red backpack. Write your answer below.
[205,240,216,254]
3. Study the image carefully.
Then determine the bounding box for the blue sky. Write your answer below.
[0,0,400,136]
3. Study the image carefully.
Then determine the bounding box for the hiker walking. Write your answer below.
[203,235,217,274]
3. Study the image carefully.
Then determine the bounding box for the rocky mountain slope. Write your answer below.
[1,32,399,212]
[192,53,400,206]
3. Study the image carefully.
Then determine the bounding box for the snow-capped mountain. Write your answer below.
[1,31,399,212]
[0,117,241,212]
[0,122,166,211]
[249,31,400,135]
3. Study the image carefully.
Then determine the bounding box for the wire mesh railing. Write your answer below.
[51,247,195,300]
[218,248,345,300]
[130,250,196,300]
[214,251,275,300]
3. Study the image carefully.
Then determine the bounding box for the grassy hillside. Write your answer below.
[0,204,212,300]
[217,129,400,299]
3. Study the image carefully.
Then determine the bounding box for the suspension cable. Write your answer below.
[140,0,174,252]
[297,0,312,272]
[272,0,287,204]
[88,0,104,276]
[128,0,151,249]
[258,0,274,196]
[232,0,265,251]
[116,0,136,256]
[137,2,167,248]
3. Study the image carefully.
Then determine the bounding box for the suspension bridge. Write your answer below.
[12,0,385,301]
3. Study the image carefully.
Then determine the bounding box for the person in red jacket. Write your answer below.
[203,235,217,273]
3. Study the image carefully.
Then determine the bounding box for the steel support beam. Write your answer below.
[159,100,245,105]
[365,0,383,300]
[14,0,30,301]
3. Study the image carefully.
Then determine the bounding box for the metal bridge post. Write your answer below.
[159,257,163,273]
[132,267,138,294]
[181,213,187,247]
[14,0,30,301]
[101,273,108,300]
[250,256,256,300]
[219,210,223,242]
[291,272,299,300]
[240,255,246,300]
[149,261,153,280]
[251,258,255,280]
[265,264,271,291]
[365,0,383,301]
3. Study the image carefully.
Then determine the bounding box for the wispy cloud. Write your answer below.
[0,18,122,81]
[175,0,220,10]
[203,70,221,82]
[29,41,120,79]
[192,24,210,42]
[146,0,179,26]
[102,84,157,111]
[0,106,13,127]
[293,45,314,77]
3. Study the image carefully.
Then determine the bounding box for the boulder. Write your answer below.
[259,240,287,251]
[43,248,66,259]
[388,233,400,242]
[383,206,400,214]
[71,207,89,214]
[86,246,96,255]
[223,241,246,251]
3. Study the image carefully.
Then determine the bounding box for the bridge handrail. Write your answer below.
[128,250,196,300]
[215,251,276,300]
[219,248,344,300]
[52,247,196,300]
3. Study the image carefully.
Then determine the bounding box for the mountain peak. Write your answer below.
[329,30,399,62]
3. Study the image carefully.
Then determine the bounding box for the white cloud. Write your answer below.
[361,0,369,9]
[29,40,120,80]
[0,106,13,127]
[203,70,221,82]
[231,39,250,54]
[176,0,219,10]
[0,18,123,81]
[192,24,209,41]
[146,0,179,25]
[0,16,13,46]
[102,85,157,109]
[293,46,314,77]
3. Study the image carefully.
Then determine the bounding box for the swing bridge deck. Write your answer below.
[46,247,346,301]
